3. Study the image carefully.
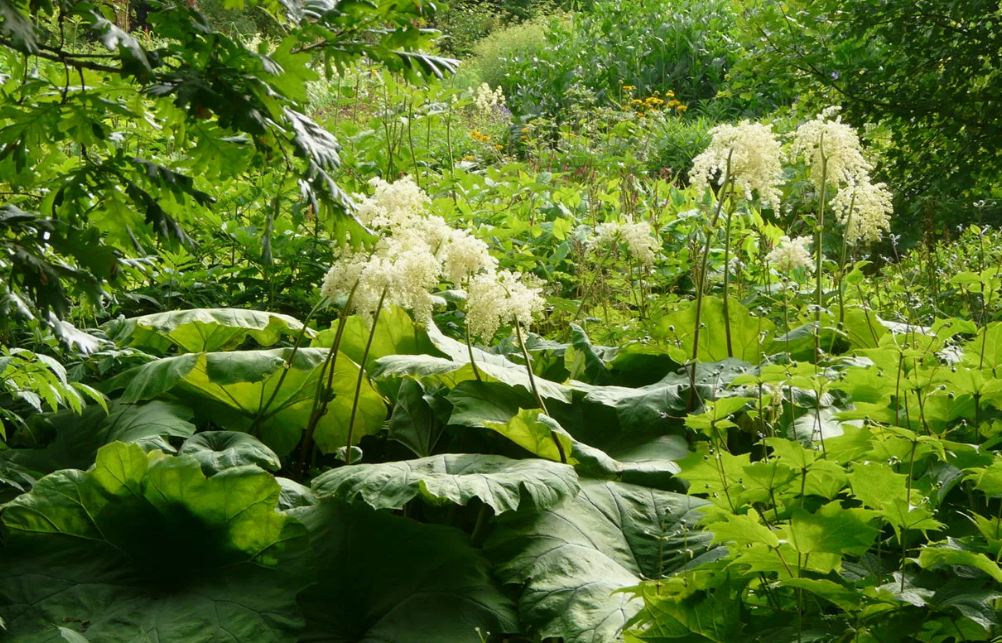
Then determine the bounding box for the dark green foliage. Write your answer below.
[742,0,1002,237]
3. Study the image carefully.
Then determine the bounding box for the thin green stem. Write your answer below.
[814,142,829,362]
[253,299,324,434]
[688,155,733,411]
[722,207,735,358]
[343,287,389,465]
[571,231,621,327]
[296,282,358,477]
[514,323,567,464]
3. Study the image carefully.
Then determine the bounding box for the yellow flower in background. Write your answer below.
[622,85,635,92]
[677,105,688,112]
[637,112,645,118]
[463,155,475,161]
[667,99,681,108]
[666,90,675,97]
[494,144,504,151]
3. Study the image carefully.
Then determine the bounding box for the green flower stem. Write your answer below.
[252,298,324,436]
[836,192,857,328]
[571,231,621,329]
[343,286,389,466]
[814,140,829,362]
[514,323,568,464]
[722,206,735,358]
[296,281,359,477]
[464,277,484,382]
[688,153,732,411]
[465,320,483,382]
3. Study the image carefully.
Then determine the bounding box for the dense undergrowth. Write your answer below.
[1,0,1002,642]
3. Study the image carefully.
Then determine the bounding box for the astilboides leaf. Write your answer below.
[0,442,312,642]
[310,305,442,370]
[291,498,518,643]
[311,452,579,514]
[486,479,718,643]
[372,352,573,403]
[3,400,196,475]
[178,430,281,476]
[106,348,385,456]
[106,307,311,353]
[480,408,576,463]
[654,296,775,364]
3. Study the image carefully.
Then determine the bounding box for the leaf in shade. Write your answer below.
[292,498,518,643]
[4,400,196,475]
[105,348,385,457]
[0,442,312,641]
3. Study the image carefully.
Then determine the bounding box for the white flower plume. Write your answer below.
[690,120,784,210]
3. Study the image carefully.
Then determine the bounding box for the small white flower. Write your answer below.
[474,83,506,115]
[466,270,546,343]
[766,235,814,272]
[587,218,659,268]
[690,120,784,210]
[620,218,659,269]
[831,179,893,244]
[790,107,871,191]
[442,228,497,284]
[354,176,430,229]
[588,221,621,250]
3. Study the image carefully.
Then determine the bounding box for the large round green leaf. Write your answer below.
[106,308,310,353]
[372,353,572,403]
[485,479,717,643]
[0,442,312,642]
[179,430,281,475]
[311,453,579,514]
[3,400,196,475]
[310,306,441,370]
[654,296,775,364]
[292,499,519,642]
[106,348,386,456]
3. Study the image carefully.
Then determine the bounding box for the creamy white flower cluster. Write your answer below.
[688,109,893,244]
[321,177,496,324]
[354,176,430,230]
[474,83,506,115]
[689,120,784,211]
[829,177,893,244]
[466,269,546,343]
[587,216,660,269]
[791,107,893,244]
[766,235,814,272]
[790,107,870,190]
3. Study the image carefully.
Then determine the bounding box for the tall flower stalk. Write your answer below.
[342,286,388,465]
[297,282,358,477]
[690,121,784,365]
[467,269,566,464]
[295,176,496,473]
[791,107,883,361]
